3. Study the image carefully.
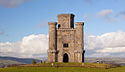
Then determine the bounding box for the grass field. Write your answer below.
[0,63,125,72]
[21,62,119,69]
[1,66,125,72]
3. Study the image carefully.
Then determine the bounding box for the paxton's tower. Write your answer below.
[48,14,85,62]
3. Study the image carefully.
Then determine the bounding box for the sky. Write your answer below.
[0,0,125,59]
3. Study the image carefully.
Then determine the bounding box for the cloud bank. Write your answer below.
[0,30,125,59]
[85,30,125,57]
[0,34,48,59]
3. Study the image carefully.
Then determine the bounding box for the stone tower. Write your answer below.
[48,14,85,63]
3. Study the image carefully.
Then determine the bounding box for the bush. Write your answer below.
[32,59,36,64]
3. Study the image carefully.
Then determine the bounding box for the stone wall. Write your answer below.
[57,29,76,62]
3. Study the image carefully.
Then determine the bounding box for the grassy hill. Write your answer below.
[0,59,23,68]
[21,62,118,69]
[0,59,22,64]
[0,66,125,72]
[0,63,125,72]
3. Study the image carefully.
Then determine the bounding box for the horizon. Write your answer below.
[0,0,125,59]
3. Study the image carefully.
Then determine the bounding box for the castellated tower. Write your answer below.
[48,14,85,63]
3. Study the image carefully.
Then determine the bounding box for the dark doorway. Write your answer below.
[58,24,61,28]
[63,53,68,62]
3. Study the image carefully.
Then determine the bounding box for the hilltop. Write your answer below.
[0,63,125,72]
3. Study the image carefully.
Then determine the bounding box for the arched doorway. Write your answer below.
[63,53,69,62]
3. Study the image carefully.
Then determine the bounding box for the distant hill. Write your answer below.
[0,56,41,68]
[0,56,40,64]
[0,59,22,64]
[0,56,125,67]
[0,59,23,68]
[85,57,125,66]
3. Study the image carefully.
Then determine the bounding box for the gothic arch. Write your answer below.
[63,53,69,62]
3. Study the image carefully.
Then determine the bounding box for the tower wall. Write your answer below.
[48,22,57,62]
[57,29,75,62]
[75,22,84,62]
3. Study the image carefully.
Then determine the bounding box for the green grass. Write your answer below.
[21,62,118,69]
[0,66,125,72]
[0,63,125,72]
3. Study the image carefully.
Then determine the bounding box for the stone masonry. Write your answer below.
[48,14,85,63]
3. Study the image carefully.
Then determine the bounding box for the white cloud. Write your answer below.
[96,9,116,23]
[0,34,48,59]
[96,9,113,17]
[1,30,125,58]
[86,30,125,57]
[96,47,125,53]
[0,0,30,8]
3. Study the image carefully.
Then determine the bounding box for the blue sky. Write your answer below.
[0,0,125,58]
[0,0,125,42]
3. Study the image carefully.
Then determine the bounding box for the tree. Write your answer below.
[32,59,36,64]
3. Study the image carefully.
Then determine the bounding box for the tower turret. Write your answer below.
[48,22,57,62]
[57,14,74,28]
[75,22,84,62]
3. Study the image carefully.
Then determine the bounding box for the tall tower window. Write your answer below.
[63,43,68,48]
